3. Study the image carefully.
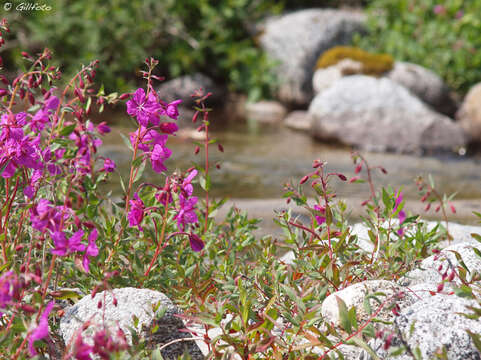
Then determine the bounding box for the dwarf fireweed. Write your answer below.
[0,19,208,358]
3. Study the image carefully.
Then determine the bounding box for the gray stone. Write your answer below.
[60,288,203,360]
[284,111,312,131]
[457,82,481,142]
[308,75,466,153]
[245,100,287,123]
[156,73,224,125]
[312,59,364,94]
[400,241,481,287]
[321,280,417,328]
[387,62,457,116]
[259,9,365,106]
[359,294,481,360]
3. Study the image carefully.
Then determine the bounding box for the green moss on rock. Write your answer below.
[316,46,394,75]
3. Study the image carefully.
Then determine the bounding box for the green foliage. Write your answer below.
[4,0,282,99]
[316,46,394,75]
[357,0,481,93]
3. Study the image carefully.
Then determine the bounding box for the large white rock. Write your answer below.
[401,241,481,287]
[457,82,481,142]
[259,9,365,106]
[359,294,481,360]
[387,62,457,116]
[309,75,466,153]
[60,288,203,360]
[321,280,417,328]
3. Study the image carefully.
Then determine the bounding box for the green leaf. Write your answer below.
[336,296,352,333]
[59,124,76,136]
[119,132,134,151]
[467,330,481,353]
[348,336,380,360]
[199,174,211,192]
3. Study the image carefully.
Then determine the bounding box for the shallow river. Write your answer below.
[98,113,481,203]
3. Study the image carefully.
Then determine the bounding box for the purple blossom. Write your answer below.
[174,195,198,231]
[28,301,54,356]
[24,169,43,199]
[181,169,197,197]
[393,191,406,235]
[102,158,116,173]
[128,193,145,230]
[30,200,71,233]
[96,121,111,135]
[150,143,171,173]
[313,204,326,225]
[433,4,446,15]
[51,230,86,256]
[74,334,94,360]
[165,99,182,120]
[0,124,42,178]
[158,121,179,134]
[189,232,204,252]
[82,229,99,272]
[126,88,162,127]
[0,271,20,315]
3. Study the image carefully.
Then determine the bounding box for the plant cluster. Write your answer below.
[357,0,481,93]
[1,20,480,360]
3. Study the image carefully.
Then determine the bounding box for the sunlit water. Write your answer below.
[98,113,481,201]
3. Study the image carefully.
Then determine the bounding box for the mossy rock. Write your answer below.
[316,46,394,75]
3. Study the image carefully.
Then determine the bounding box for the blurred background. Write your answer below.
[2,0,481,223]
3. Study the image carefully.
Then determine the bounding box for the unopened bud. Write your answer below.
[354,163,362,174]
[192,111,199,123]
[217,143,224,152]
[119,93,131,100]
[300,175,309,184]
[194,146,200,155]
[437,282,444,292]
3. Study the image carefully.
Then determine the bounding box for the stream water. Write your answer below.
[98,112,481,202]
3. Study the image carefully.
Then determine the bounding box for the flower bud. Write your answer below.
[119,93,131,100]
[437,282,444,292]
[354,163,362,174]
[300,175,309,184]
[194,146,200,155]
[217,143,224,152]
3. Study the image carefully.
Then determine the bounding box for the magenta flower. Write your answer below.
[174,195,198,231]
[102,158,116,173]
[433,4,446,15]
[128,193,145,230]
[126,88,161,127]
[393,191,406,235]
[165,99,182,120]
[0,271,20,315]
[82,229,99,272]
[96,121,111,135]
[158,121,179,134]
[189,232,205,252]
[150,143,172,173]
[24,169,43,199]
[74,334,94,360]
[51,230,86,256]
[181,169,198,197]
[30,199,68,233]
[313,204,326,225]
[28,301,54,356]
